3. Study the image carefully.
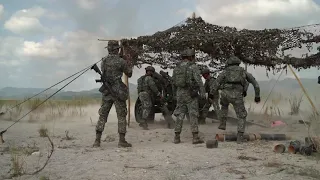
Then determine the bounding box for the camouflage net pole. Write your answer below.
[120,40,132,127]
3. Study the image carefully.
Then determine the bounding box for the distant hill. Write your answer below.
[0,78,318,100]
[246,78,319,98]
[0,83,138,100]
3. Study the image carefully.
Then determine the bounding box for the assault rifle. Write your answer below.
[91,64,117,99]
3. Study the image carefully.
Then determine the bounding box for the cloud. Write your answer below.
[76,0,99,10]
[0,4,4,19]
[195,0,320,29]
[4,6,48,35]
[0,36,25,66]
[1,0,320,91]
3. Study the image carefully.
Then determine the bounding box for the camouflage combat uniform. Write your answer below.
[211,56,261,143]
[137,66,161,130]
[172,49,206,144]
[93,40,133,148]
[199,67,220,124]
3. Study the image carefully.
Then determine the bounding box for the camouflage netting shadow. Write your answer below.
[119,16,320,71]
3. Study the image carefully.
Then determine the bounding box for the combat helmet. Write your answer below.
[226,56,241,66]
[107,40,120,50]
[145,66,155,72]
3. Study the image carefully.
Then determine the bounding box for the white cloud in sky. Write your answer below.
[1,0,320,91]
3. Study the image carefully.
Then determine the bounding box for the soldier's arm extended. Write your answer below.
[147,77,161,96]
[211,71,225,95]
[245,72,260,97]
[191,65,205,95]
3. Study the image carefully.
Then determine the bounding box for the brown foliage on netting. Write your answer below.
[119,16,320,70]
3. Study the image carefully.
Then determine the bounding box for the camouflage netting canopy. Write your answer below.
[120,16,320,70]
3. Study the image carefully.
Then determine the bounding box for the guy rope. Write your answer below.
[0,58,103,143]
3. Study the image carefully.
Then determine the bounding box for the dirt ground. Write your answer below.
[0,103,320,180]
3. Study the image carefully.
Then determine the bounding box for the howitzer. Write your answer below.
[156,97,175,129]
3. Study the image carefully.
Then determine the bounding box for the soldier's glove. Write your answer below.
[243,91,247,97]
[254,97,261,103]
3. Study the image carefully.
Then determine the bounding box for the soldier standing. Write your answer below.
[172,49,206,144]
[93,40,133,148]
[199,67,220,124]
[211,56,261,144]
[137,66,162,130]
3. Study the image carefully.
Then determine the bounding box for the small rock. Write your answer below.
[32,151,41,156]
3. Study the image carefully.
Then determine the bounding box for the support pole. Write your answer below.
[288,65,318,114]
[120,41,131,127]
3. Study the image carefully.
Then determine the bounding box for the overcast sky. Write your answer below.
[1,0,320,91]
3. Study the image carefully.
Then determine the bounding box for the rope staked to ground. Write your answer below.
[0,59,103,116]
[0,58,103,137]
[0,67,91,135]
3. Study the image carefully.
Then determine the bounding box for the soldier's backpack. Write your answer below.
[173,62,192,88]
[224,66,246,86]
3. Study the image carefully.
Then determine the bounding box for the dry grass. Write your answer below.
[0,97,101,122]
[39,176,50,180]
[307,110,320,153]
[38,125,48,137]
[10,149,26,177]
[289,95,303,115]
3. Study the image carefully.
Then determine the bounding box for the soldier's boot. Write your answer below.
[237,132,245,144]
[141,123,149,130]
[118,133,132,148]
[174,132,181,144]
[139,120,149,130]
[192,132,204,144]
[93,131,102,147]
[218,120,227,130]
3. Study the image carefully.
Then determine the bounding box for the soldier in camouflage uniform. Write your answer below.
[198,67,220,124]
[93,40,133,148]
[172,49,206,144]
[211,56,261,144]
[137,66,162,130]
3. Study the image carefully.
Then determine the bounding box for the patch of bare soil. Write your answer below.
[0,105,319,180]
